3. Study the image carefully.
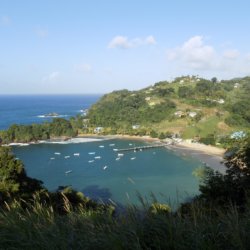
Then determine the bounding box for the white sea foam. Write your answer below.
[9,143,29,146]
[37,114,68,118]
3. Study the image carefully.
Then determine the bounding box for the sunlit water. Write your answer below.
[13,138,201,206]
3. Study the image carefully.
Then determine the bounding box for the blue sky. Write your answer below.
[1,0,250,94]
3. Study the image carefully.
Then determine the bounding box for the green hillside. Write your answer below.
[86,75,250,143]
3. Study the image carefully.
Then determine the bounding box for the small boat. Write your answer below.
[130,157,136,160]
[88,160,94,163]
[88,152,95,155]
[64,156,70,159]
[73,153,80,156]
[113,149,118,152]
[95,156,101,159]
[115,157,120,161]
[54,152,61,155]
[118,153,124,157]
[99,145,104,148]
[65,170,72,174]
[127,177,135,184]
[50,157,55,160]
[129,143,133,146]
[109,143,115,146]
[103,166,108,170]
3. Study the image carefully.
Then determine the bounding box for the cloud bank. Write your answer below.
[167,35,250,76]
[108,35,156,49]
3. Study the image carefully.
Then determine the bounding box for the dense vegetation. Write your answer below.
[0,118,78,144]
[0,75,249,145]
[86,76,250,143]
[0,136,250,249]
[0,75,250,248]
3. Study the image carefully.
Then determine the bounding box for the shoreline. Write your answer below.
[167,141,226,172]
[5,133,226,172]
[77,134,226,172]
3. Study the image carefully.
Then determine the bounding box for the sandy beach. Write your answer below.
[77,134,227,172]
[167,141,226,172]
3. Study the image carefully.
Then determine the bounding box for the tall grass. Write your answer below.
[0,196,250,250]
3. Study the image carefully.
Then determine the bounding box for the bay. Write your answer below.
[13,138,201,206]
[2,94,201,206]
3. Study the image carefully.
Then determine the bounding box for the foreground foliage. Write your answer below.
[0,197,250,249]
[0,132,250,249]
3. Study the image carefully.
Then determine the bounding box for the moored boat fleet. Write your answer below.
[49,141,155,175]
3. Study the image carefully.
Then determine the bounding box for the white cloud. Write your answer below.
[145,35,156,45]
[223,49,239,59]
[166,36,250,78]
[245,53,250,61]
[75,63,92,73]
[42,71,60,82]
[108,36,131,49]
[36,29,48,38]
[1,15,11,26]
[167,36,216,70]
[108,35,157,49]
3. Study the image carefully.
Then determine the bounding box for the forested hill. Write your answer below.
[87,76,250,142]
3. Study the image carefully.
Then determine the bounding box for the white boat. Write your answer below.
[50,157,55,160]
[118,153,124,157]
[64,156,70,159]
[73,153,80,156]
[88,152,96,155]
[130,157,136,160]
[115,157,120,161]
[129,143,133,146]
[65,170,72,174]
[99,145,104,148]
[54,152,61,155]
[88,160,94,163]
[109,144,115,146]
[113,149,118,152]
[103,166,108,170]
[94,156,101,159]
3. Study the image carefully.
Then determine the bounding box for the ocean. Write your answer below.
[1,94,201,206]
[0,94,101,130]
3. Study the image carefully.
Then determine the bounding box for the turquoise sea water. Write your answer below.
[2,94,201,206]
[13,138,201,206]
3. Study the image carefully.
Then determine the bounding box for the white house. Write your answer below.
[174,111,185,118]
[188,112,197,118]
[132,124,140,129]
[94,127,103,133]
[234,83,240,88]
[217,99,225,104]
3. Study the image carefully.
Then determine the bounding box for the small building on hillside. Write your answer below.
[217,99,225,104]
[230,131,246,139]
[188,111,197,118]
[94,127,103,133]
[132,124,140,130]
[234,83,240,88]
[174,111,185,118]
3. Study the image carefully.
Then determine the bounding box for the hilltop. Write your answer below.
[86,75,250,144]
